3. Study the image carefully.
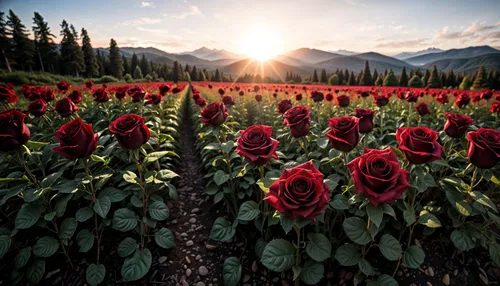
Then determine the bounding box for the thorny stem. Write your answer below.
[84,159,103,264]
[134,151,149,248]
[18,152,39,186]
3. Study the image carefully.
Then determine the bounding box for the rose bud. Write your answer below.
[128,85,146,102]
[68,90,82,103]
[0,109,30,152]
[238,91,244,96]
[336,94,350,107]
[218,88,225,96]
[109,114,151,149]
[172,87,181,94]
[354,108,375,133]
[444,112,474,138]
[347,148,410,206]
[310,91,324,102]
[396,127,443,164]
[159,84,170,95]
[455,94,470,108]
[277,100,292,114]
[55,97,79,117]
[255,94,263,102]
[145,93,163,105]
[57,80,71,92]
[374,94,389,107]
[326,116,360,153]
[192,93,201,100]
[52,118,98,159]
[0,85,18,103]
[222,95,235,106]
[85,80,94,89]
[295,93,302,101]
[235,125,279,166]
[490,102,500,114]
[325,93,334,102]
[195,97,206,107]
[415,102,431,116]
[264,161,330,220]
[115,86,128,100]
[283,106,310,138]
[208,84,213,89]
[93,87,110,103]
[28,99,48,117]
[200,102,228,126]
[467,128,500,169]
[42,89,55,102]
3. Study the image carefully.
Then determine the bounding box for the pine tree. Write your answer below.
[172,61,183,83]
[108,38,123,79]
[59,20,84,75]
[199,69,206,81]
[338,70,344,85]
[320,69,328,83]
[383,70,398,86]
[133,65,143,79]
[0,12,12,72]
[372,68,379,82]
[32,12,57,72]
[399,67,408,87]
[80,28,98,77]
[487,70,495,89]
[422,69,430,87]
[312,69,319,83]
[191,65,198,81]
[122,55,130,75]
[96,50,105,76]
[344,69,350,84]
[328,74,339,85]
[349,71,356,85]
[427,66,442,88]
[408,75,423,88]
[139,54,149,76]
[7,9,35,71]
[130,53,139,74]
[440,73,447,87]
[213,69,221,82]
[375,76,383,86]
[459,76,471,90]
[70,24,78,40]
[360,61,373,86]
[184,64,191,73]
[472,64,488,89]
[446,69,455,87]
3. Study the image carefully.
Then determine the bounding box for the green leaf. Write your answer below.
[489,243,500,266]
[221,140,235,154]
[156,169,179,180]
[98,187,128,202]
[155,228,175,249]
[255,238,267,259]
[317,137,329,149]
[90,154,107,164]
[210,217,235,241]
[15,203,43,229]
[379,234,402,261]
[41,170,64,188]
[149,201,169,221]
[256,177,275,194]
[0,235,11,259]
[280,214,294,234]
[25,140,49,150]
[237,201,260,221]
[366,204,383,227]
[121,248,152,282]
[15,247,31,269]
[214,170,230,186]
[261,239,295,272]
[300,260,324,285]
[404,246,425,269]
[76,207,94,222]
[403,205,416,226]
[76,229,94,252]
[292,265,301,281]
[359,258,375,275]
[471,191,497,212]
[376,274,399,286]
[55,194,73,217]
[143,151,170,164]
[59,218,78,239]
[335,243,360,266]
[446,190,472,216]
[418,211,441,228]
[382,204,396,219]
[26,259,45,284]
[343,217,372,245]
[86,264,106,286]
[53,180,79,194]
[223,257,242,286]
[450,230,474,251]
[123,171,138,184]
[118,237,137,258]
[33,236,59,258]
[113,208,138,232]
[306,233,331,262]
[94,197,111,219]
[331,194,350,210]
[413,165,436,192]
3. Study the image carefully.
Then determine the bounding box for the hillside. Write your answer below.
[423,53,500,73]
[220,59,309,79]
[404,46,500,66]
[393,48,443,60]
[283,48,341,64]
[316,54,414,74]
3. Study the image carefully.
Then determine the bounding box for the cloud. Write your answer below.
[359,24,384,32]
[173,5,203,19]
[121,17,162,26]
[313,40,331,47]
[141,1,153,8]
[434,26,467,40]
[474,31,500,43]
[120,38,185,48]
[462,22,496,35]
[342,0,367,8]
[136,27,168,35]
[375,38,429,49]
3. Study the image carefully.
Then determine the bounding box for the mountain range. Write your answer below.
[95,45,500,79]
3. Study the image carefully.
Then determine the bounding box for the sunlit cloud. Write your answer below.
[140,1,154,8]
[342,0,368,8]
[375,38,429,49]
[173,5,203,19]
[463,22,496,35]
[121,17,162,26]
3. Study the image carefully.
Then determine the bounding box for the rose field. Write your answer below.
[1,80,500,286]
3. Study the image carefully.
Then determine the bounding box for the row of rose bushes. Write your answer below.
[0,81,186,285]
[191,83,500,285]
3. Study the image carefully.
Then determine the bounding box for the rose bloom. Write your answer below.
[336,94,350,107]
[272,93,278,98]
[192,92,201,100]
[264,161,330,220]
[42,88,55,102]
[404,91,419,103]
[444,112,474,138]
[235,125,279,166]
[28,99,47,117]
[218,88,225,96]
[85,80,94,89]
[109,114,150,149]
[93,87,110,103]
[436,93,449,104]
[354,108,375,133]
[145,94,163,105]
[283,106,310,138]
[347,148,410,206]
[310,90,324,102]
[255,94,263,102]
[21,84,33,98]
[490,102,500,114]
[374,94,389,107]
[468,128,500,169]
[415,102,431,116]
[325,93,334,102]
[0,109,30,152]
[326,116,360,153]
[238,91,244,96]
[57,80,71,92]
[277,100,292,114]
[455,93,470,108]
[361,91,370,98]
[222,95,235,106]
[482,91,493,100]
[55,97,79,117]
[396,127,443,164]
[295,93,303,101]
[0,85,18,103]
[195,97,206,107]
[200,102,228,126]
[52,118,98,159]
[159,84,170,95]
[68,90,82,103]
[254,85,260,92]
[128,85,146,102]
[115,86,128,100]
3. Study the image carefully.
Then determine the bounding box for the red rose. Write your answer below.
[93,87,110,103]
[444,112,474,138]
[41,89,55,102]
[283,106,310,138]
[57,80,71,92]
[336,95,350,107]
[52,118,98,159]
[114,86,128,100]
[326,116,360,153]
[482,91,493,100]
[68,90,82,103]
[436,93,448,104]
[310,91,324,102]
[396,127,443,164]
[0,86,18,103]
[28,99,47,117]
[109,114,151,149]
[85,80,94,89]
[490,102,500,114]
[144,94,162,105]
[222,95,235,106]
[325,93,334,102]
[255,94,262,102]
[128,86,146,102]
[455,94,470,108]
[200,102,228,126]
[218,88,225,96]
[405,91,419,103]
[195,97,206,107]
[374,94,389,107]
[172,87,181,94]
[0,109,30,152]
[21,84,33,98]
[415,102,431,116]
[265,161,330,220]
[238,91,244,96]
[277,100,292,114]
[354,108,375,133]
[235,125,279,166]
[159,84,170,95]
[347,148,410,206]
[467,128,500,169]
[55,97,79,117]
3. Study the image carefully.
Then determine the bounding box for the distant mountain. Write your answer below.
[317,53,414,74]
[220,59,309,79]
[274,55,308,66]
[393,48,443,60]
[181,46,243,61]
[404,46,500,66]
[331,49,357,56]
[283,48,341,64]
[423,53,500,73]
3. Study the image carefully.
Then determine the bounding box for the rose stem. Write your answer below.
[294,226,301,286]
[134,150,149,248]
[83,158,102,264]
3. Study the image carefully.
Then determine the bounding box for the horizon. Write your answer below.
[1,0,500,58]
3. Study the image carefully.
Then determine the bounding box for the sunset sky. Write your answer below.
[1,0,500,56]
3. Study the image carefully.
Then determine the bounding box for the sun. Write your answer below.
[239,25,283,61]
